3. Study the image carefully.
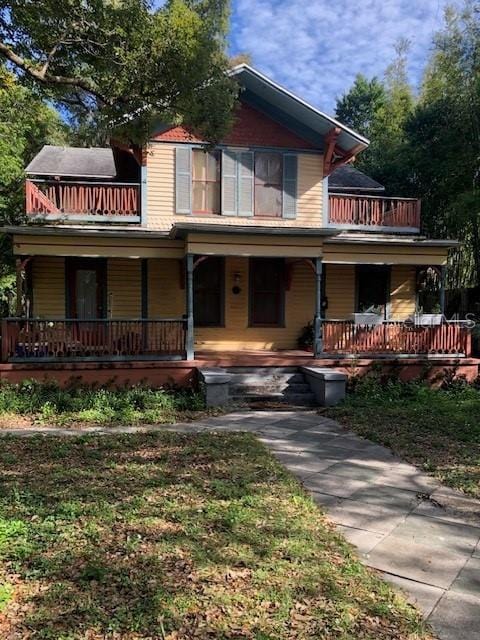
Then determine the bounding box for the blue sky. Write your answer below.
[228,0,455,113]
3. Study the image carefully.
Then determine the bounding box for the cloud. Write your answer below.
[230,0,457,114]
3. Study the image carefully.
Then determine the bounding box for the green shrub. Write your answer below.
[0,380,205,425]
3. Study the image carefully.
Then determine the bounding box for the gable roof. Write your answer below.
[229,65,369,155]
[328,165,385,192]
[26,146,117,178]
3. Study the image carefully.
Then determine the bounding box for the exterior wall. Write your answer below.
[146,143,324,231]
[390,265,417,320]
[148,258,185,318]
[323,242,448,266]
[31,256,144,319]
[32,256,65,317]
[195,256,314,351]
[107,259,142,318]
[324,264,417,320]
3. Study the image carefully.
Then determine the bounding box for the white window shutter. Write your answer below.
[221,149,238,215]
[237,151,254,217]
[283,153,298,219]
[175,146,192,214]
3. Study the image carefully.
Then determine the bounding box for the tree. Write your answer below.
[0,63,67,294]
[404,2,480,287]
[335,74,386,139]
[335,42,415,193]
[0,0,238,144]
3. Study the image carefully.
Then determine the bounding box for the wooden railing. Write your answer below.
[26,179,140,221]
[329,194,421,230]
[0,319,187,361]
[322,320,472,356]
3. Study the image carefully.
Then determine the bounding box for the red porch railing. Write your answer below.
[26,179,140,221]
[1,319,187,361]
[322,320,472,356]
[329,194,421,230]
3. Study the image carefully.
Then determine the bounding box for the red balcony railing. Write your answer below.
[329,194,421,230]
[322,320,472,356]
[1,319,187,361]
[26,179,140,222]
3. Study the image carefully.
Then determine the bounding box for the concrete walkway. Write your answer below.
[2,410,480,639]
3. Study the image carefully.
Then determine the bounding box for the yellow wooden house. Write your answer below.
[1,64,472,386]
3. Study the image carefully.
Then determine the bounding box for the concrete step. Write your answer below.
[231,391,316,406]
[230,382,311,394]
[227,372,305,385]
[225,366,299,374]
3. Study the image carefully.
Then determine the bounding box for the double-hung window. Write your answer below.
[192,150,221,214]
[254,152,283,217]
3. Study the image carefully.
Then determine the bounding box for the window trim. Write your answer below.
[355,265,391,320]
[248,257,286,328]
[192,149,221,215]
[193,256,225,328]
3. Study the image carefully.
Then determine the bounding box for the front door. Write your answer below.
[66,258,106,319]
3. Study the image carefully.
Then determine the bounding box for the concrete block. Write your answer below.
[197,367,232,408]
[301,367,347,406]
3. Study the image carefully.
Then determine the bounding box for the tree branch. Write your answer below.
[0,39,112,106]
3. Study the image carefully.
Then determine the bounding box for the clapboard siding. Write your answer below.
[195,257,315,350]
[325,264,356,319]
[146,143,323,230]
[107,259,142,318]
[32,256,65,317]
[390,265,416,319]
[148,258,185,318]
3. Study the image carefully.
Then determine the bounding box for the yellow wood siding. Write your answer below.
[107,259,142,318]
[325,264,355,319]
[186,232,324,258]
[148,258,185,318]
[32,256,65,317]
[195,257,314,351]
[390,265,416,319]
[146,143,323,231]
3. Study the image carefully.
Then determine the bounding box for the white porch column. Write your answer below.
[314,257,323,358]
[185,253,195,360]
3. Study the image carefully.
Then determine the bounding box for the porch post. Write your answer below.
[185,253,195,360]
[314,257,323,358]
[440,265,446,316]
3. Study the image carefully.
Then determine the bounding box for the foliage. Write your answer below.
[335,3,480,288]
[0,0,238,144]
[0,431,431,638]
[0,380,205,426]
[0,64,67,276]
[327,375,480,497]
[297,321,314,349]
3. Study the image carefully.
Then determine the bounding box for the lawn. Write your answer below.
[0,431,431,639]
[0,380,206,427]
[327,378,480,498]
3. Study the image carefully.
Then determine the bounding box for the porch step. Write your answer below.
[227,366,317,407]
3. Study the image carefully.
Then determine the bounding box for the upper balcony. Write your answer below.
[328,193,421,232]
[26,179,140,223]
[24,145,141,224]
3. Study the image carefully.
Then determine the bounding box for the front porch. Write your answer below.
[0,318,473,364]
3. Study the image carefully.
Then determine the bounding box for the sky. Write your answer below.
[228,0,456,114]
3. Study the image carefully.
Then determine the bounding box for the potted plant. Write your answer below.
[298,321,314,351]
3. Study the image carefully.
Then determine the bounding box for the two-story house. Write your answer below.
[0,64,473,387]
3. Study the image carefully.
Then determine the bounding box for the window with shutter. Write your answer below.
[192,150,220,214]
[175,147,192,214]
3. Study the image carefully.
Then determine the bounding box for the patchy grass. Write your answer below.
[0,380,206,427]
[327,378,480,498]
[0,432,431,639]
